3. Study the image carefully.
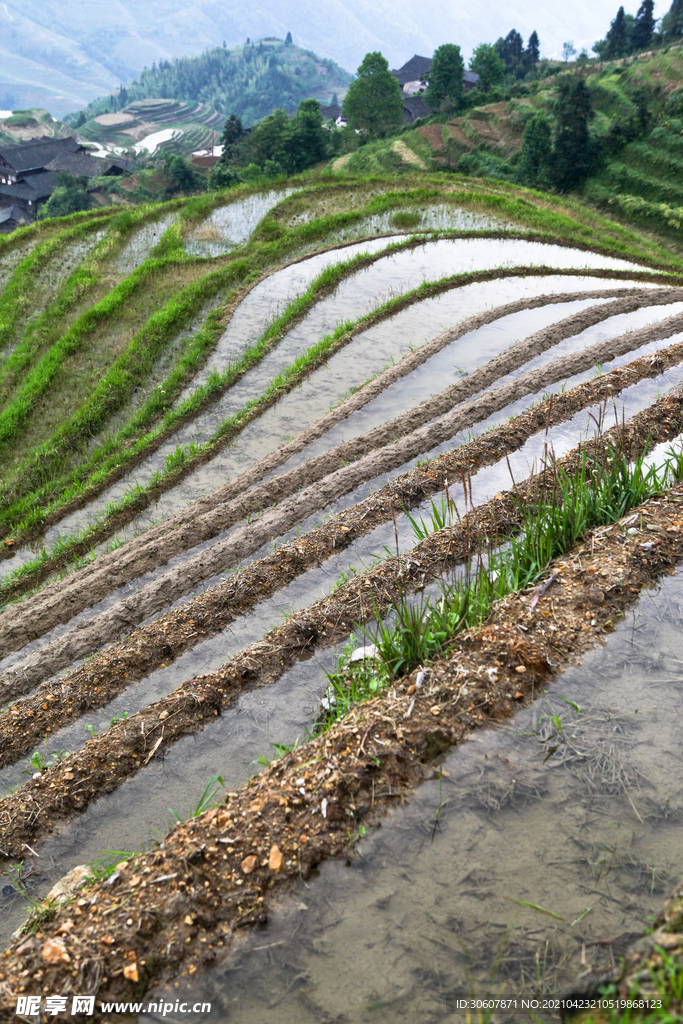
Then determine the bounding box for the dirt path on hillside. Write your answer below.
[1,462,683,1013]
[3,303,683,697]
[392,140,427,168]
[0,287,674,654]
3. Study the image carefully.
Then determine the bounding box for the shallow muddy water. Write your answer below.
[184,189,294,257]
[140,569,683,1024]
[114,213,179,276]
[194,236,659,394]
[186,235,406,394]
[297,205,508,247]
[270,299,683,477]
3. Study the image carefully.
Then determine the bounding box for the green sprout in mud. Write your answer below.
[319,441,683,730]
[170,774,225,822]
[86,850,135,882]
[593,821,621,882]
[22,748,70,775]
[333,566,358,591]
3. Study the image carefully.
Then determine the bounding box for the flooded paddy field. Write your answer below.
[161,571,683,1023]
[0,176,683,1018]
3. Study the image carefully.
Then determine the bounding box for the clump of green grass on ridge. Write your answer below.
[320,443,683,726]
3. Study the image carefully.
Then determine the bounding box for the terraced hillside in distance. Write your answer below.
[0,108,72,147]
[2,176,683,1020]
[77,99,225,160]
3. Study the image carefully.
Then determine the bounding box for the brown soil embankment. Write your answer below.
[564,879,683,1016]
[0,391,682,860]
[2,463,683,1015]
[4,297,683,696]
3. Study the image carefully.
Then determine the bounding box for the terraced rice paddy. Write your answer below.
[1,176,683,1019]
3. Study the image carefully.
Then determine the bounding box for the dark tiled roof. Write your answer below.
[0,171,57,200]
[391,54,432,86]
[320,104,343,120]
[45,151,103,178]
[102,158,136,175]
[0,204,30,226]
[403,95,431,123]
[0,136,81,174]
[463,70,480,85]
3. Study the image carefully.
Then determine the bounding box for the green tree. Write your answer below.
[469,43,505,93]
[221,113,245,147]
[601,6,631,57]
[38,172,90,219]
[285,31,293,45]
[208,162,241,189]
[425,43,465,111]
[526,31,540,66]
[496,29,524,73]
[517,113,552,188]
[662,0,683,38]
[551,76,596,191]
[164,153,203,193]
[248,108,293,168]
[342,51,403,136]
[231,98,330,175]
[632,0,655,48]
[288,98,328,170]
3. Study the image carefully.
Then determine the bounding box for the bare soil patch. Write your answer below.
[417,124,449,153]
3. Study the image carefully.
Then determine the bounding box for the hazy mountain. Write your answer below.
[0,0,662,117]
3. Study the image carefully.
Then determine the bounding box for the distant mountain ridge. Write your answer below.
[80,40,352,127]
[0,0,658,118]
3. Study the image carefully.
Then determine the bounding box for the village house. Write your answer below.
[0,136,127,224]
[320,103,347,128]
[391,54,480,122]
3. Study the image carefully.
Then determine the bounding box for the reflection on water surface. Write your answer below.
[141,570,683,1023]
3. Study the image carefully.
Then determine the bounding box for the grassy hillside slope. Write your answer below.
[337,45,683,246]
